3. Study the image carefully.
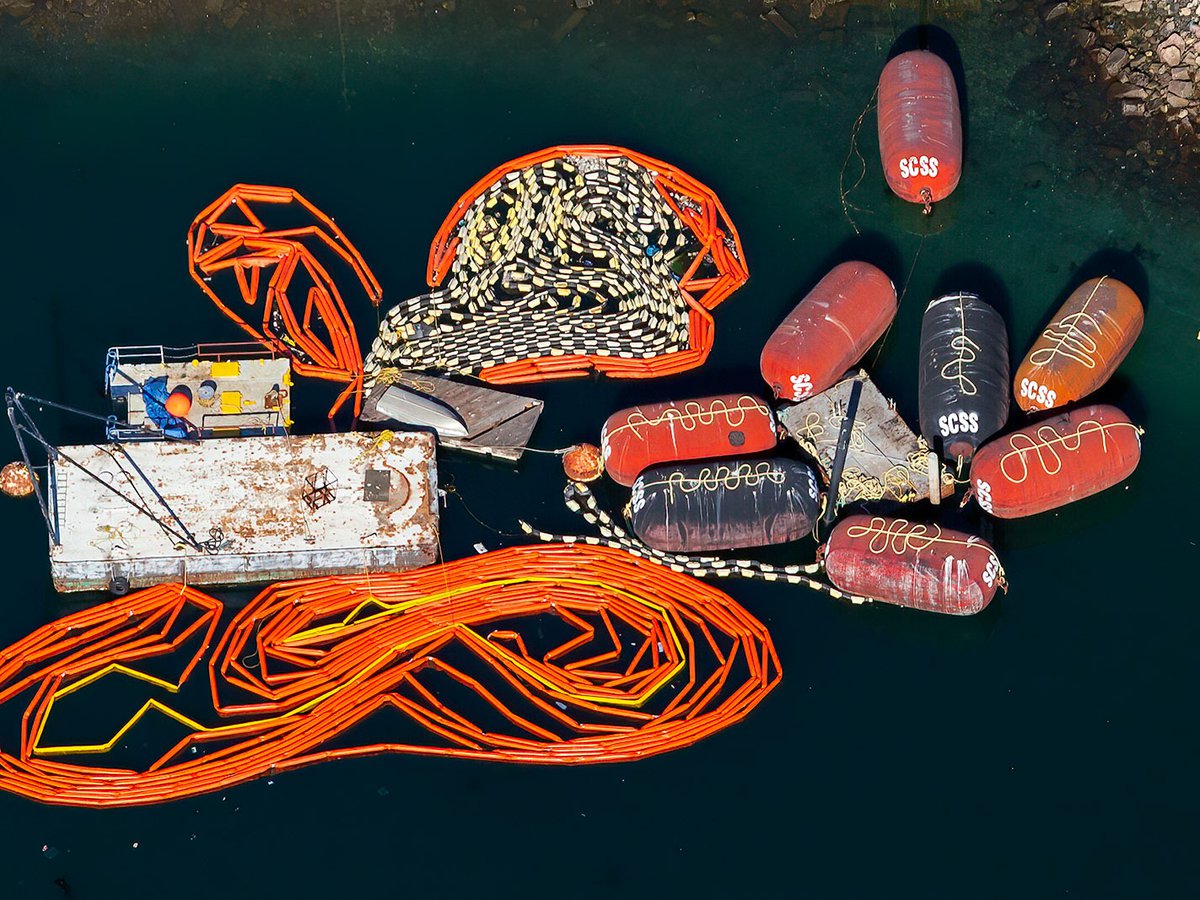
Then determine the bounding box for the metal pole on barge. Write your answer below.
[5,389,60,543]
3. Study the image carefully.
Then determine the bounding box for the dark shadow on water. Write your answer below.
[883,186,962,237]
[820,230,905,287]
[1069,247,1151,312]
[930,261,1016,330]
[841,579,1003,649]
[607,364,766,411]
[1092,371,1148,426]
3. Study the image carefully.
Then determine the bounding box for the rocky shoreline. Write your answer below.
[1040,0,1200,168]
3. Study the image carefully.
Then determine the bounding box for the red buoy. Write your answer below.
[824,514,1004,615]
[877,50,963,210]
[600,394,777,488]
[759,261,897,402]
[970,404,1142,518]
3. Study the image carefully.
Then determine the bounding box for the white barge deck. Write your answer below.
[48,431,438,592]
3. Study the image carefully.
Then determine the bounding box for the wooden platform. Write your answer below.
[362,374,543,462]
[48,431,438,592]
[778,370,954,508]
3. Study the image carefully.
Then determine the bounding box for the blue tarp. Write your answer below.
[141,376,193,440]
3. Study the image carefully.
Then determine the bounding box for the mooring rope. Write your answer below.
[838,85,879,235]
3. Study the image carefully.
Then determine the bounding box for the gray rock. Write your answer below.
[1104,47,1129,76]
[1158,44,1182,66]
[1121,99,1146,116]
[1168,80,1194,99]
[1108,82,1148,100]
[1042,1,1068,21]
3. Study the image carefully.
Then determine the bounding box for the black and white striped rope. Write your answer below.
[518,482,876,605]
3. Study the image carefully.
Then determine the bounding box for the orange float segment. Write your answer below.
[970,404,1142,518]
[760,261,897,401]
[1014,277,1144,413]
[188,184,383,419]
[877,50,963,207]
[600,394,778,487]
[0,545,779,806]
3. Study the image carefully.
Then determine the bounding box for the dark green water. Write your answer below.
[1,4,1198,897]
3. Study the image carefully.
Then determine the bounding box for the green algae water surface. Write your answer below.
[0,4,1197,897]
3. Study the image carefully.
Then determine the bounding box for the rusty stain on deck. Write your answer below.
[49,431,438,592]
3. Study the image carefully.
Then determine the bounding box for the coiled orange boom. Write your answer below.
[0,545,780,807]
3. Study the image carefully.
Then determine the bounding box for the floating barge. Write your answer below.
[361,373,544,462]
[779,370,954,507]
[35,427,438,593]
[7,336,440,594]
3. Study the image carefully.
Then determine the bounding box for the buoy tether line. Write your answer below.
[838,85,879,235]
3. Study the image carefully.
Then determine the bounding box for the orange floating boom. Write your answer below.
[0,544,779,807]
[187,184,383,419]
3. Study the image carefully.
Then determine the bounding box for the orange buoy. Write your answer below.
[1014,277,1144,413]
[562,443,604,482]
[0,462,34,498]
[760,261,897,401]
[877,50,963,210]
[970,404,1142,518]
[164,386,193,418]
